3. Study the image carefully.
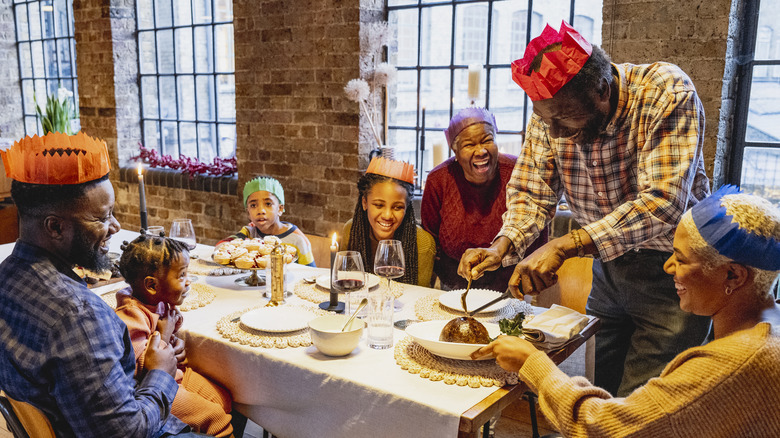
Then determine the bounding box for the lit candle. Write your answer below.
[330,233,338,271]
[433,141,446,167]
[467,64,481,103]
[137,163,148,230]
[318,232,344,312]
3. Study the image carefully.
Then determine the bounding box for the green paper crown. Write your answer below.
[243,176,285,207]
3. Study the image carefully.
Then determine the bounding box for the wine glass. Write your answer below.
[170,218,197,251]
[374,240,407,318]
[332,251,367,316]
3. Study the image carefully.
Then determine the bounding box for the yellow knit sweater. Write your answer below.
[520,322,780,437]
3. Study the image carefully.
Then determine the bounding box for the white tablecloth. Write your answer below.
[0,230,515,438]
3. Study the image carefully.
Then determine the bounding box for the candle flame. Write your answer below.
[137,163,143,176]
[331,233,338,245]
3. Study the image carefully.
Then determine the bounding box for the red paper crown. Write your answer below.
[511,21,592,101]
[1,131,111,185]
[366,157,415,185]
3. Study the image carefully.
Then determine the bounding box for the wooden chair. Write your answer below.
[0,391,55,438]
[305,234,333,268]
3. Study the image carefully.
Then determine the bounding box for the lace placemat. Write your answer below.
[188,258,249,276]
[414,293,534,324]
[292,279,404,305]
[216,304,328,348]
[101,283,216,312]
[394,336,519,387]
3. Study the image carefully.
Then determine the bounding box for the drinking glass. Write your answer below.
[170,219,197,250]
[332,251,367,316]
[145,225,164,236]
[374,239,406,315]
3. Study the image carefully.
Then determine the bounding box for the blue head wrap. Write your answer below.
[690,185,780,270]
[243,176,285,207]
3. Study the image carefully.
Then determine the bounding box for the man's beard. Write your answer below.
[68,225,112,272]
[577,110,608,144]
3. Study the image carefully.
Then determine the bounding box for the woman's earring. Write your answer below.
[725,286,733,296]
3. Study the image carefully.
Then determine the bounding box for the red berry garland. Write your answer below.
[132,144,237,178]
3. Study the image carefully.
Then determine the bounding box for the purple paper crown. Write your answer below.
[691,185,780,270]
[444,107,497,147]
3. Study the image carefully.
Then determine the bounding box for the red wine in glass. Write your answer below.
[333,278,365,292]
[374,266,404,279]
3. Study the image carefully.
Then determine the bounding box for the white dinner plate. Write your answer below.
[439,289,510,314]
[315,273,381,291]
[405,320,500,361]
[239,307,316,333]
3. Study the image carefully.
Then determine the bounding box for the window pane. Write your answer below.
[54,0,68,37]
[215,24,234,72]
[214,0,232,22]
[193,0,213,24]
[495,132,525,156]
[421,6,452,67]
[196,75,215,121]
[389,69,418,127]
[57,38,72,76]
[739,147,780,204]
[389,128,417,169]
[420,69,452,127]
[155,0,172,28]
[389,9,418,67]
[180,122,197,156]
[142,76,159,118]
[756,0,780,61]
[138,31,157,74]
[531,0,571,29]
[159,76,177,119]
[15,4,29,40]
[216,74,235,122]
[41,2,54,38]
[157,30,175,74]
[489,66,527,131]
[174,0,192,26]
[198,123,217,161]
[175,27,194,73]
[137,0,155,29]
[144,120,161,150]
[178,75,196,120]
[28,2,41,40]
[745,70,780,143]
[218,123,236,158]
[455,4,488,65]
[43,39,57,76]
[31,41,44,76]
[22,80,35,113]
[193,26,213,73]
[19,42,32,78]
[388,0,415,7]
[161,121,179,156]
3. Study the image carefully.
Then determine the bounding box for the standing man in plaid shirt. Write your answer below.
[459,21,711,396]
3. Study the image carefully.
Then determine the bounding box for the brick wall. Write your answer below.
[602,0,732,182]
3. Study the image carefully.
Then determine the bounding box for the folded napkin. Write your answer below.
[523,304,590,349]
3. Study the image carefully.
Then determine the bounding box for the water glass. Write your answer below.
[366,289,394,349]
[145,225,164,236]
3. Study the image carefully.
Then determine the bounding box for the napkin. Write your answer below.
[523,304,589,349]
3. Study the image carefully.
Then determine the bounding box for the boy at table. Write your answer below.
[116,232,234,437]
[219,175,316,266]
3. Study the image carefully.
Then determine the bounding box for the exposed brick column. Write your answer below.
[0,0,24,138]
[602,0,732,180]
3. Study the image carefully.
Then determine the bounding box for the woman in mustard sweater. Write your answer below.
[476,186,780,437]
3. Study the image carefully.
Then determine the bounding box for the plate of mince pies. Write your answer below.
[211,236,297,270]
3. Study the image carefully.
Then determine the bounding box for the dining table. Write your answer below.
[0,229,599,438]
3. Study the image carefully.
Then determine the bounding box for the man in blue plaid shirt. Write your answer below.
[0,133,203,437]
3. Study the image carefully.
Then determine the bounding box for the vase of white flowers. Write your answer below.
[35,87,79,135]
[344,21,397,157]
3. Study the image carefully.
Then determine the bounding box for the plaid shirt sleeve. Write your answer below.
[582,82,707,260]
[497,115,561,259]
[48,300,182,438]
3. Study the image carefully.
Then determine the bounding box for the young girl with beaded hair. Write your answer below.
[116,231,234,437]
[342,157,436,287]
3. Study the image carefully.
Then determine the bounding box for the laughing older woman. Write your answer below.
[475,186,780,437]
[421,107,547,291]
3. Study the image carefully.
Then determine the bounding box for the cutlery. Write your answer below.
[341,298,368,331]
[303,276,317,284]
[460,277,472,314]
[466,286,515,317]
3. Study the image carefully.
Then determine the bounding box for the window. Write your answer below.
[729,0,780,204]
[387,0,603,189]
[14,0,79,136]
[137,0,236,162]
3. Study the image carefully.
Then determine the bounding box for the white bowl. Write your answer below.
[308,315,366,357]
[405,320,500,361]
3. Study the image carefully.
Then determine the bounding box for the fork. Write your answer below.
[460,277,472,314]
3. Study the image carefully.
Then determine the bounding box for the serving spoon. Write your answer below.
[342,298,368,332]
[460,277,472,314]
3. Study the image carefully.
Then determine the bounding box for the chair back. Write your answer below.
[305,234,333,268]
[0,391,55,438]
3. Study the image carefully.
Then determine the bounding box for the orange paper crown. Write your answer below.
[1,131,111,185]
[511,21,592,101]
[366,157,415,185]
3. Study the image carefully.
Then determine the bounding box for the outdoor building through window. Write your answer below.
[387,0,603,189]
[730,0,780,204]
[14,0,79,136]
[137,0,236,162]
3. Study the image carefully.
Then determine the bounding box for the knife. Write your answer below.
[466,285,517,317]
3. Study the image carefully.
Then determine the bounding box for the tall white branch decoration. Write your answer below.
[345,21,396,148]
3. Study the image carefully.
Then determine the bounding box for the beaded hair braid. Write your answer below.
[348,173,418,285]
[118,230,190,284]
